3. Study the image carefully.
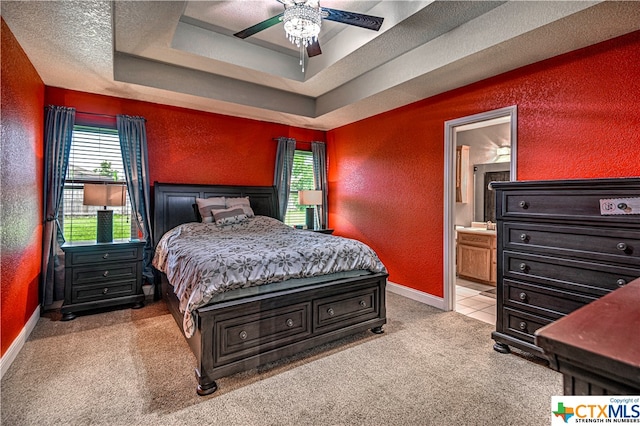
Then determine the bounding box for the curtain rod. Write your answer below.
[272,138,324,144]
[75,111,116,119]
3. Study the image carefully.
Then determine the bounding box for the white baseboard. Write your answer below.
[1,305,40,379]
[387,281,447,311]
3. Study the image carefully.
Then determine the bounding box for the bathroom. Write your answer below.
[454,117,511,323]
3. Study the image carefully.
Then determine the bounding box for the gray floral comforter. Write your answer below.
[152,216,387,337]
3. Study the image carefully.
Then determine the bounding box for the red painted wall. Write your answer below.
[1,19,45,356]
[45,88,326,187]
[328,31,640,297]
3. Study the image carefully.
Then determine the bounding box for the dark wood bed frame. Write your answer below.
[153,182,388,395]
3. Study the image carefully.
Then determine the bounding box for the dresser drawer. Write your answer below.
[504,222,640,265]
[68,262,139,286]
[503,279,596,318]
[215,303,311,365]
[67,246,141,265]
[500,189,640,222]
[314,287,380,333]
[504,251,640,296]
[72,280,136,303]
[502,307,552,345]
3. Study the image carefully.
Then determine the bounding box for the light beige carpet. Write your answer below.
[1,292,561,425]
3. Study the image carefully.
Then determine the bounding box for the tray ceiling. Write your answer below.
[2,1,639,130]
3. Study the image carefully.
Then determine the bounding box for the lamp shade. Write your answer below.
[83,183,126,207]
[298,190,322,206]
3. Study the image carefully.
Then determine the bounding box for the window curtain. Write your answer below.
[311,142,328,229]
[117,115,154,283]
[41,106,76,307]
[273,137,296,221]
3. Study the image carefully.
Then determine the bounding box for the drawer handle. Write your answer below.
[359,300,367,308]
[518,200,528,209]
[239,330,248,340]
[519,321,527,331]
[102,288,109,295]
[103,271,109,277]
[519,292,528,301]
[518,262,528,272]
[616,242,628,251]
[519,233,528,242]
[327,308,335,317]
[285,318,294,327]
[103,253,109,259]
[617,279,627,287]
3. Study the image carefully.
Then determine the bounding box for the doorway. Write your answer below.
[443,106,517,315]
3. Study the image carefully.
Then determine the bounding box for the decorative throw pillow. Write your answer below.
[195,197,226,223]
[226,196,255,217]
[212,207,248,226]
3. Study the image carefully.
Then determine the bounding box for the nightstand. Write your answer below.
[311,228,334,234]
[61,239,145,320]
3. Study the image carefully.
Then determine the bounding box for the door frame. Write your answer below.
[443,106,518,311]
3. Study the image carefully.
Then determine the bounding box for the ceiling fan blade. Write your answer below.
[321,8,384,31]
[233,13,284,39]
[306,40,322,57]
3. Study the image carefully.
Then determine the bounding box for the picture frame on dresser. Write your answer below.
[490,178,640,359]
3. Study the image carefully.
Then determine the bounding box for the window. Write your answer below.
[62,125,135,242]
[284,150,315,226]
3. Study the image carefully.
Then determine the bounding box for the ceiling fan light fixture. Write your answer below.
[283,4,321,72]
[283,4,321,47]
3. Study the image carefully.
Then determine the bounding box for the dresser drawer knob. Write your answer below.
[239,330,248,340]
[103,253,109,259]
[519,233,529,241]
[359,300,367,308]
[519,292,528,301]
[518,262,528,272]
[102,288,109,295]
[617,279,627,287]
[103,271,109,277]
[518,200,528,209]
[327,308,335,317]
[285,318,294,327]
[616,242,628,251]
[519,321,527,331]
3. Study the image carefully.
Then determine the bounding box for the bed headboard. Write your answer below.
[153,182,280,244]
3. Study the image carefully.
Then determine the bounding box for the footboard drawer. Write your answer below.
[313,287,381,333]
[215,302,312,365]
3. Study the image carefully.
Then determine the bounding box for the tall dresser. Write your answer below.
[491,178,640,358]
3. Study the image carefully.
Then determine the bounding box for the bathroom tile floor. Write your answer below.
[455,278,496,325]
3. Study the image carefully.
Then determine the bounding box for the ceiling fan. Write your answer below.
[233,0,384,66]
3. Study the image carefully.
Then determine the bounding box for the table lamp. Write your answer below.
[83,183,126,243]
[298,190,323,230]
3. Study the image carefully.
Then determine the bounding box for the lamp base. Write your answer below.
[305,207,315,230]
[97,209,113,243]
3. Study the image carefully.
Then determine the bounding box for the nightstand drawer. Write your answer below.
[72,280,136,303]
[68,246,141,265]
[69,262,138,286]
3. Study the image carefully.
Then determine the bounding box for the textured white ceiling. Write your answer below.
[2,1,640,130]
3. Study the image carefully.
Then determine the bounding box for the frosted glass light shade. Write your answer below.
[83,183,126,207]
[298,190,322,206]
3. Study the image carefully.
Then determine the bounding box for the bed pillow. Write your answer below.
[226,196,255,217]
[212,207,248,226]
[195,197,226,223]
